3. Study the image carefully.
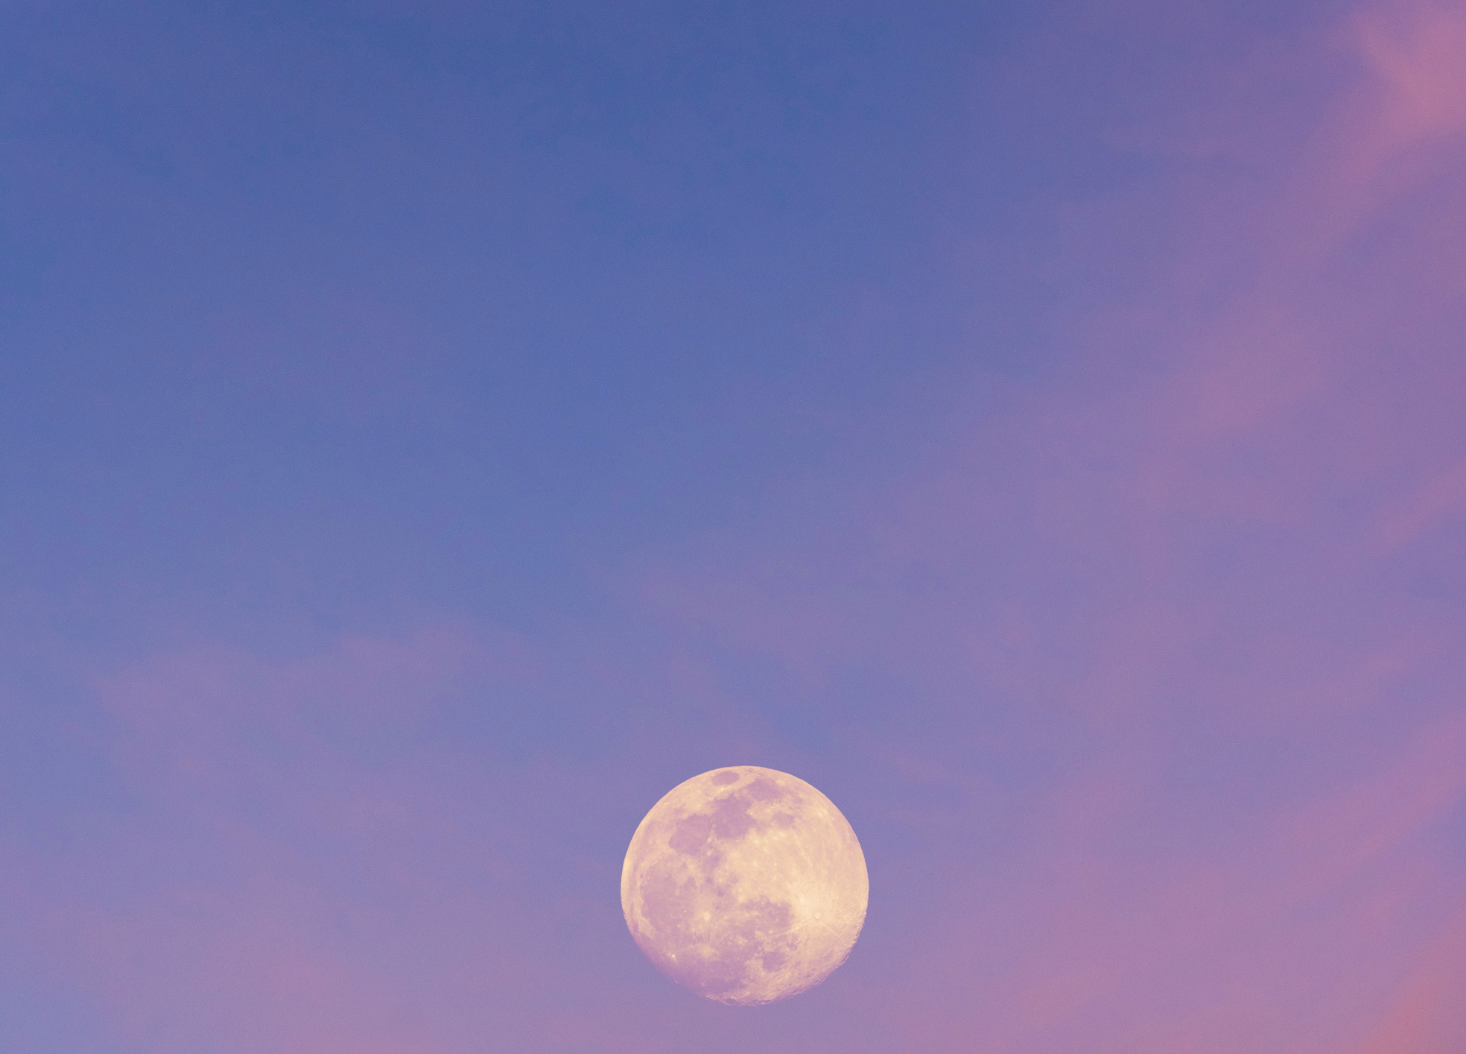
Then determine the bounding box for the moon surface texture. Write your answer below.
[621,766,868,1006]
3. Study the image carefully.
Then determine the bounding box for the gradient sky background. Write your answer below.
[3,0,1465,1051]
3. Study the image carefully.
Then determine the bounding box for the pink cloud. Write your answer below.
[3,623,592,1054]
[1290,0,1466,249]
[1356,2,1466,152]
[1372,461,1466,554]
[1353,905,1466,1053]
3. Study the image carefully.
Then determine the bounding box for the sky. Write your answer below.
[1,0,1464,1051]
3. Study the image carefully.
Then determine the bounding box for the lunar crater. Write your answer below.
[621,766,868,1006]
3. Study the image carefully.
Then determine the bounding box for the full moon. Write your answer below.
[621,766,868,1005]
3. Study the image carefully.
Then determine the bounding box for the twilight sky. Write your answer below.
[2,1,1464,1051]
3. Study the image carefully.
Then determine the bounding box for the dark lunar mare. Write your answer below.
[638,778,802,1000]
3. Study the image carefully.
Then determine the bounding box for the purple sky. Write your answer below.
[3,1,1464,1051]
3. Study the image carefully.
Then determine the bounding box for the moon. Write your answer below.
[620,765,868,1005]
